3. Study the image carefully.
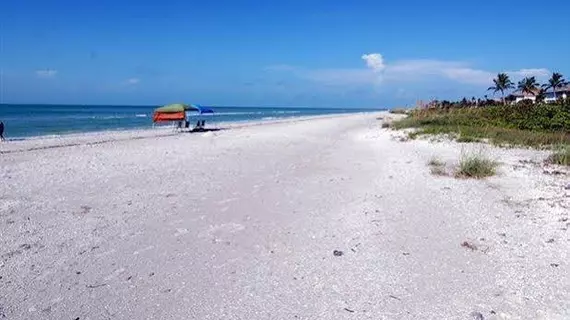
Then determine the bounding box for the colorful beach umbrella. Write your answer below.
[155,103,193,113]
[153,103,214,122]
[187,104,214,114]
[153,103,190,122]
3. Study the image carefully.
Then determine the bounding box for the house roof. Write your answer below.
[512,85,570,97]
[553,85,570,93]
[511,88,541,97]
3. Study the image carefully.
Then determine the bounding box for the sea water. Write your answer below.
[0,104,380,139]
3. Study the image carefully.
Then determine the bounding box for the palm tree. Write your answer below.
[517,76,540,99]
[488,73,514,105]
[542,72,568,100]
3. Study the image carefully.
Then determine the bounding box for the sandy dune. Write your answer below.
[0,112,568,319]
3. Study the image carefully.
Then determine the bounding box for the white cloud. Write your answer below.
[361,53,385,72]
[36,69,57,78]
[125,78,140,85]
[440,67,494,85]
[303,69,376,86]
[383,60,480,83]
[268,53,550,88]
[381,58,547,85]
[388,59,461,75]
[509,68,550,78]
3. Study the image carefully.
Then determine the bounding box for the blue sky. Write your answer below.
[1,0,569,107]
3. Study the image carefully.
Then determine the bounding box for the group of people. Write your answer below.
[177,119,207,131]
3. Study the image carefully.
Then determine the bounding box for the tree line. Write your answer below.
[488,72,569,105]
[426,72,569,108]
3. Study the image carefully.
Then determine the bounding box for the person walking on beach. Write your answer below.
[0,121,5,141]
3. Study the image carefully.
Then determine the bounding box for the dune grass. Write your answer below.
[394,122,569,147]
[427,157,447,176]
[547,146,570,166]
[428,157,444,166]
[391,106,570,148]
[455,153,498,178]
[389,108,409,115]
[456,135,482,143]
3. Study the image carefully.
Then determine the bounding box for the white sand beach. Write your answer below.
[0,112,568,319]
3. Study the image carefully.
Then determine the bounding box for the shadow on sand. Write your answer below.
[184,128,224,134]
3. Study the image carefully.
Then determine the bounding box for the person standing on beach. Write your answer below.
[0,121,5,141]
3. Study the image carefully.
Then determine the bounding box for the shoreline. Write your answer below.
[0,105,385,142]
[0,111,378,154]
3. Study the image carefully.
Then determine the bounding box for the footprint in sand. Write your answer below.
[133,246,155,255]
[199,223,245,239]
[104,268,126,281]
[174,228,189,237]
[0,198,20,214]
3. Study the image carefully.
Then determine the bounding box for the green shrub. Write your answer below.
[407,131,420,140]
[389,108,409,115]
[456,153,498,178]
[408,104,570,131]
[428,157,444,166]
[393,104,570,147]
[430,166,447,176]
[428,157,447,175]
[547,146,570,166]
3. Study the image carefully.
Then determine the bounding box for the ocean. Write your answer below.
[0,104,380,139]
